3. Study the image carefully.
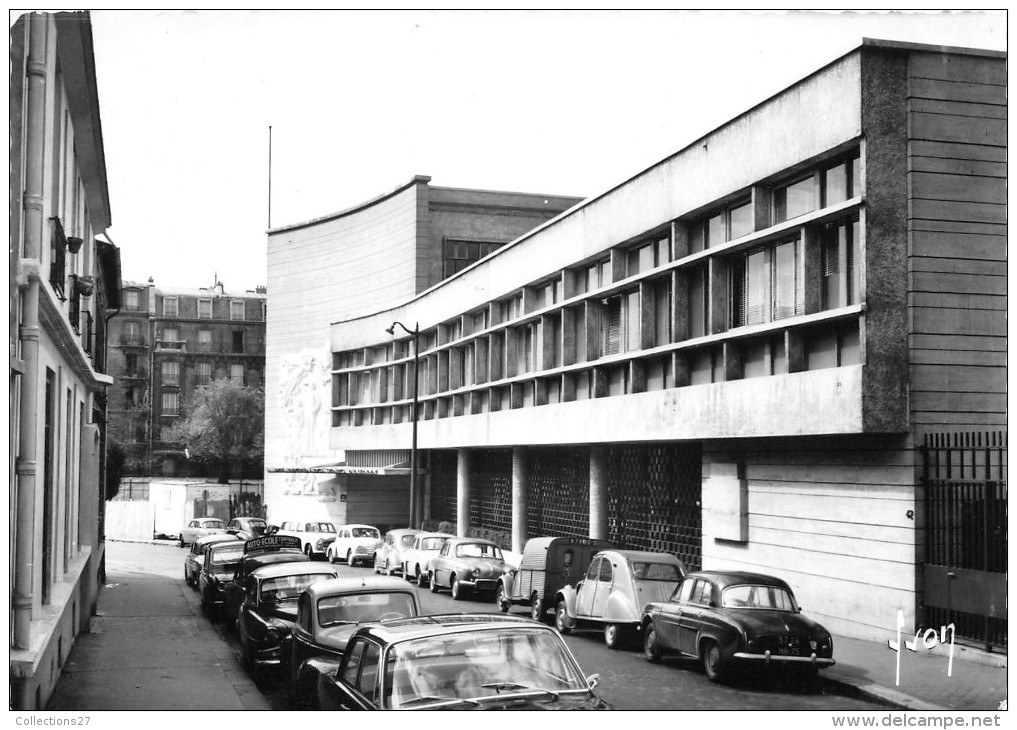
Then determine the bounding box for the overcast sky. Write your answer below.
[86,9,1005,291]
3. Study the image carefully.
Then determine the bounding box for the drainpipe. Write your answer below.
[14,13,48,649]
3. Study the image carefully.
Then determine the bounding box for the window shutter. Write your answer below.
[605,298,622,355]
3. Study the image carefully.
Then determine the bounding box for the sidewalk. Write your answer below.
[46,566,269,711]
[822,632,1007,712]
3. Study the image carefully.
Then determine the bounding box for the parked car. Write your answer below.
[198,540,245,620]
[224,535,309,625]
[496,536,613,622]
[316,614,612,710]
[179,517,227,547]
[185,533,240,588]
[237,561,339,681]
[327,524,382,567]
[428,537,511,601]
[285,576,420,707]
[226,516,269,541]
[641,570,835,682]
[373,528,421,576]
[401,532,454,587]
[276,520,338,559]
[554,549,685,649]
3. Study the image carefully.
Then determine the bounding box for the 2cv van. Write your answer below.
[495,536,613,622]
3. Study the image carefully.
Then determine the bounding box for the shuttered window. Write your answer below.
[822,216,860,309]
[733,237,802,328]
[654,280,671,346]
[603,297,622,356]
[626,290,641,352]
[689,267,708,338]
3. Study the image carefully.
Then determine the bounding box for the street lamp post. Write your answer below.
[386,321,419,528]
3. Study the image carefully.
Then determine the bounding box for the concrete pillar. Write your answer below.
[511,447,528,554]
[589,445,609,540]
[456,449,471,537]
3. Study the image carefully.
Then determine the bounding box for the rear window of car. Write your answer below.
[352,527,379,538]
[260,572,336,602]
[722,585,797,611]
[456,543,502,560]
[420,538,446,550]
[211,547,244,564]
[310,523,336,533]
[203,519,224,528]
[317,592,417,626]
[399,535,416,548]
[631,562,682,581]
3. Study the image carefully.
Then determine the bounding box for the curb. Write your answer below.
[822,675,948,712]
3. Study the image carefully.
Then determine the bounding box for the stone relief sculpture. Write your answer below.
[278,349,332,493]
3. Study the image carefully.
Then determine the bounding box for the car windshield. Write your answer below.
[260,573,335,602]
[399,535,416,548]
[317,592,417,626]
[202,519,224,529]
[456,543,502,560]
[420,537,447,550]
[309,523,336,533]
[722,584,798,611]
[631,562,682,581]
[352,527,379,538]
[211,547,244,564]
[384,627,587,709]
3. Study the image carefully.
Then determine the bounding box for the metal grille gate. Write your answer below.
[922,431,1007,651]
[608,443,702,571]
[526,447,590,539]
[471,449,512,533]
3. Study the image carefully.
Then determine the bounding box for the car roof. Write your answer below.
[240,551,308,569]
[304,576,417,599]
[415,532,454,540]
[445,537,497,547]
[684,570,793,591]
[386,528,421,536]
[194,533,239,547]
[352,614,542,643]
[522,536,613,555]
[207,540,244,553]
[252,562,339,580]
[338,523,377,530]
[197,517,223,523]
[599,549,684,565]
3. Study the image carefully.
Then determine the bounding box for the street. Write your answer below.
[106,540,884,711]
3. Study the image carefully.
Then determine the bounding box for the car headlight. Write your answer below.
[315,539,325,549]
[472,568,481,578]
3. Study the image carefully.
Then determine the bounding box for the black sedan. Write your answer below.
[223,535,309,626]
[641,570,834,682]
[316,614,611,710]
[197,540,245,620]
[237,561,338,681]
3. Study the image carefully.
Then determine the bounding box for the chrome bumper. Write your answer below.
[733,651,835,667]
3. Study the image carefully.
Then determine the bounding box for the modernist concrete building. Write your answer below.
[327,41,1006,646]
[10,11,123,709]
[106,277,267,477]
[264,178,583,529]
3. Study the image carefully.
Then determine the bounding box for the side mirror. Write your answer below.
[586,674,601,690]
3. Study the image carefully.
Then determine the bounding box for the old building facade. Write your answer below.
[9,11,123,709]
[106,278,267,478]
[327,41,1006,646]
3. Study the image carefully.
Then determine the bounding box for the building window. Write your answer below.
[161,361,180,386]
[742,336,788,378]
[123,320,144,346]
[162,327,178,343]
[230,300,245,321]
[198,329,212,352]
[232,331,244,353]
[731,238,803,328]
[653,279,672,346]
[163,297,178,317]
[689,199,752,253]
[161,391,179,416]
[822,153,861,207]
[198,298,212,319]
[443,239,502,278]
[806,324,861,370]
[197,362,212,385]
[124,290,140,311]
[688,266,709,339]
[229,364,244,384]
[773,175,818,224]
[821,216,861,309]
[601,291,644,357]
[502,294,523,322]
[125,353,139,375]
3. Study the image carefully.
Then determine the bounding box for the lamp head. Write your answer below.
[385,325,395,335]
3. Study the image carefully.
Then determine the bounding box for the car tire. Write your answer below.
[184,569,191,587]
[702,639,726,682]
[429,572,440,593]
[604,623,623,650]
[417,568,428,588]
[451,576,465,601]
[179,536,186,548]
[530,594,544,623]
[555,600,572,635]
[346,550,353,565]
[495,584,510,613]
[644,623,662,663]
[304,545,313,560]
[327,549,336,564]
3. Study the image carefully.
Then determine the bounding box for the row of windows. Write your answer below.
[122,290,266,321]
[160,361,248,385]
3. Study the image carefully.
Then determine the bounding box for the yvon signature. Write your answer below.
[886,609,955,686]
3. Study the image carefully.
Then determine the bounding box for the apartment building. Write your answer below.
[327,41,1006,646]
[10,11,123,709]
[106,278,267,478]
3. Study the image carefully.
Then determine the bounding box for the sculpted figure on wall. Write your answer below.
[278,349,332,493]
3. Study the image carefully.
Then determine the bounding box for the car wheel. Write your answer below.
[644,623,662,663]
[451,576,465,601]
[702,640,726,682]
[417,568,428,588]
[495,584,510,613]
[555,600,572,635]
[327,549,336,564]
[604,623,623,650]
[530,594,544,622]
[346,550,353,565]
[429,572,440,593]
[304,545,313,559]
[178,536,186,548]
[184,569,191,587]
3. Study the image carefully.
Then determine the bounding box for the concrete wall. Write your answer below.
[701,435,917,641]
[105,500,155,542]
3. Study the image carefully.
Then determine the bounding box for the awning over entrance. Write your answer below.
[266,461,422,476]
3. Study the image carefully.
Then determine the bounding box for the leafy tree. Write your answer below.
[164,379,264,484]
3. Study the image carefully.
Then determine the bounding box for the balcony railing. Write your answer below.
[120,335,147,347]
[156,339,186,351]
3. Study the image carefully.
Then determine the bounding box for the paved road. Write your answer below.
[108,540,884,711]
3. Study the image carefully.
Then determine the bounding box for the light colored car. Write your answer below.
[184,533,241,587]
[284,576,420,707]
[276,520,337,559]
[326,524,382,567]
[179,517,227,547]
[401,532,454,586]
[554,549,685,649]
[373,528,421,576]
[428,537,511,601]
